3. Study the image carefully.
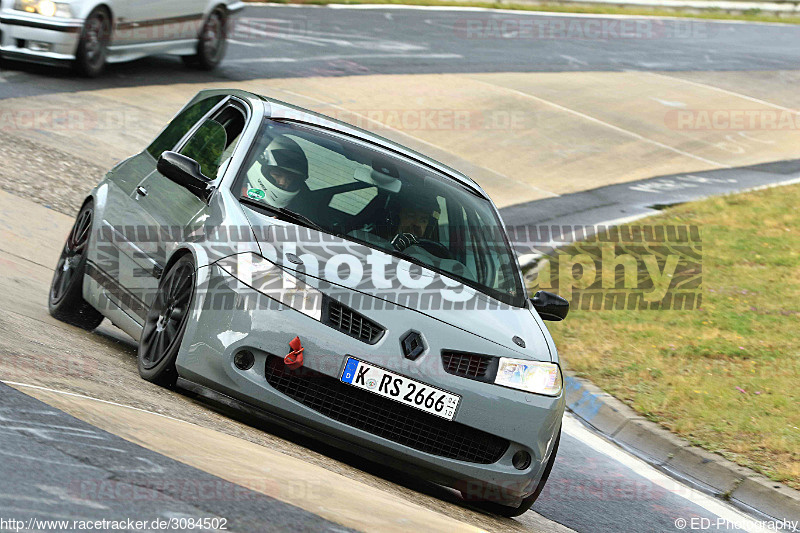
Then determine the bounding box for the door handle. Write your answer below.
[136,186,148,197]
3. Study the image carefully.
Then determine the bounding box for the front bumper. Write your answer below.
[0,10,82,62]
[177,264,565,504]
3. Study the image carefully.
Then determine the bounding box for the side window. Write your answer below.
[179,104,246,180]
[146,95,225,160]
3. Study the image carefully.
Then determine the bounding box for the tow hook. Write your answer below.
[284,336,304,370]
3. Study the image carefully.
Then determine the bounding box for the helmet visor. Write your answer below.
[263,165,304,192]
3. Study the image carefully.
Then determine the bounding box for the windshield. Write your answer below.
[234,119,525,307]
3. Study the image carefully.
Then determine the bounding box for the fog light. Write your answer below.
[512,450,531,470]
[233,350,255,371]
[28,41,52,52]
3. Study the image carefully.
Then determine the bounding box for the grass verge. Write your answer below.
[246,0,800,25]
[542,183,800,489]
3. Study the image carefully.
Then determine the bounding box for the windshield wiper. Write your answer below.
[238,197,326,233]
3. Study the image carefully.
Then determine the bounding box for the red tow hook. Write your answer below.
[284,336,304,370]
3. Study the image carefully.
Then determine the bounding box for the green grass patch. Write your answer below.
[543,184,800,489]
[246,0,800,25]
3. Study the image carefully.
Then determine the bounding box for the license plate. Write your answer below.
[340,357,461,420]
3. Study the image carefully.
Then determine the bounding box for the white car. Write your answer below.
[0,0,244,76]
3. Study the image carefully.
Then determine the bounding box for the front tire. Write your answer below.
[471,430,561,518]
[74,7,111,78]
[49,202,104,330]
[183,8,227,70]
[137,254,195,387]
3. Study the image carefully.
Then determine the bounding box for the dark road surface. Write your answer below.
[2,4,800,99]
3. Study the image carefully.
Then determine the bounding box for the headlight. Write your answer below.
[14,0,72,17]
[495,358,563,396]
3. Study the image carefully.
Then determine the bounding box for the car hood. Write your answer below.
[241,207,551,361]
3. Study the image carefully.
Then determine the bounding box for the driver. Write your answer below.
[244,135,309,208]
[389,194,441,253]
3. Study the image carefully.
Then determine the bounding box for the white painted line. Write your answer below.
[231,23,426,51]
[537,0,800,12]
[229,38,267,47]
[559,54,588,67]
[229,56,299,62]
[646,72,800,113]
[561,414,772,533]
[737,174,800,192]
[228,52,461,64]
[271,87,561,198]
[467,77,730,168]
[2,380,201,427]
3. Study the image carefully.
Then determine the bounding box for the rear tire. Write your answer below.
[48,202,104,330]
[184,8,227,71]
[137,254,195,387]
[74,7,110,78]
[470,430,561,518]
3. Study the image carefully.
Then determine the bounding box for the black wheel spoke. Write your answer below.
[154,330,167,357]
[174,275,191,298]
[58,268,71,296]
[141,322,157,346]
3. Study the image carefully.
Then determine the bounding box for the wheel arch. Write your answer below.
[205,3,230,33]
[78,3,114,29]
[72,1,112,21]
[162,243,213,290]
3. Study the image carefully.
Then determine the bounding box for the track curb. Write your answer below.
[563,373,800,523]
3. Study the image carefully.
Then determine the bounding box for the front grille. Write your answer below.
[264,356,509,464]
[323,298,384,344]
[441,351,498,382]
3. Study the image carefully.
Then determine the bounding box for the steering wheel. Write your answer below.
[415,239,454,259]
[392,233,453,259]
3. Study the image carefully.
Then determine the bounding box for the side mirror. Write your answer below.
[531,291,569,321]
[157,151,213,201]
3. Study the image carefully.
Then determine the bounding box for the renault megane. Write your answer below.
[48,88,568,516]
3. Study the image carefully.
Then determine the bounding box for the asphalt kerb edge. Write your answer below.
[563,373,800,523]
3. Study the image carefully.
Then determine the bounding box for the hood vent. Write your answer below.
[322,297,385,344]
[441,351,498,383]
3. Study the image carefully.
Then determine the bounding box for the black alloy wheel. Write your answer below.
[137,254,195,387]
[48,202,104,330]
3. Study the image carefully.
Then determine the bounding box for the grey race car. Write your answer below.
[48,88,568,517]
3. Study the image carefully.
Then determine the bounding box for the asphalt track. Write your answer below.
[1,4,799,532]
[3,4,800,98]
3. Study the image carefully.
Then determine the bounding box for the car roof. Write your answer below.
[196,88,490,199]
